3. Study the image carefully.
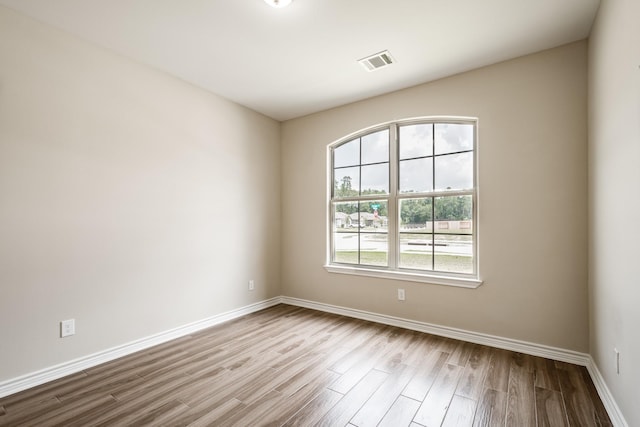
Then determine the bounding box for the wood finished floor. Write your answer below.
[0,304,611,427]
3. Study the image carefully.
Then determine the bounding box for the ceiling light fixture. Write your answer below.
[264,0,293,8]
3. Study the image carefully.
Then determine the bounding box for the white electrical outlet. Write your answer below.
[61,319,75,338]
[249,280,255,291]
[614,348,620,374]
[397,288,405,301]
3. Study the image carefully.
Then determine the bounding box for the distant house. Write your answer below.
[348,212,387,228]
[334,211,350,228]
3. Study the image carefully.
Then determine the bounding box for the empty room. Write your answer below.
[0,0,637,426]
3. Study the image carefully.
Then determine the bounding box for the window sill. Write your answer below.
[324,264,483,288]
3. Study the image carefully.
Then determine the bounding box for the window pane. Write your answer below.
[361,130,389,165]
[333,202,358,231]
[399,124,433,159]
[434,234,473,273]
[399,233,433,270]
[334,139,359,168]
[330,119,476,279]
[334,166,360,198]
[334,200,360,264]
[360,200,388,232]
[360,233,387,266]
[434,195,473,222]
[361,163,389,195]
[399,197,432,230]
[399,158,433,193]
[333,232,359,264]
[434,151,473,191]
[435,123,473,155]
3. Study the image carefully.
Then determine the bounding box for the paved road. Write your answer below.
[334,232,472,256]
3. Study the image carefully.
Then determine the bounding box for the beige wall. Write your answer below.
[589,0,640,425]
[282,42,589,352]
[0,6,281,381]
[0,1,598,395]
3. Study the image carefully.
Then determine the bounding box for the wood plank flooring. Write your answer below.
[0,304,612,426]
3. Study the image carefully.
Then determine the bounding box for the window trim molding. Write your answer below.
[326,116,481,287]
[324,263,483,288]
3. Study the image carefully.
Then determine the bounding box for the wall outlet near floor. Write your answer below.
[248,280,255,291]
[614,348,620,374]
[60,319,75,338]
[397,288,405,301]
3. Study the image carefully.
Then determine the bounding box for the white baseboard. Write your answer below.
[0,297,281,399]
[1,295,628,426]
[281,296,590,365]
[585,356,629,427]
[282,296,629,426]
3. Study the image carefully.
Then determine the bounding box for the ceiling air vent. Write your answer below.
[358,50,395,72]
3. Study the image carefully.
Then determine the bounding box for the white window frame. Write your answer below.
[325,117,482,288]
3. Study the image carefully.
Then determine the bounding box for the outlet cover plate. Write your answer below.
[61,319,75,338]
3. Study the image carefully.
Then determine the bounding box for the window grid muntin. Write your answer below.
[331,199,390,268]
[331,127,391,268]
[330,118,477,278]
[332,130,390,200]
[397,194,474,273]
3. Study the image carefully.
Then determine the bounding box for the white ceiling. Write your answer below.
[0,0,600,121]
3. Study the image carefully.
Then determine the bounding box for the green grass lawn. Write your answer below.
[334,251,472,273]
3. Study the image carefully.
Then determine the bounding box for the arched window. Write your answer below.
[327,118,481,287]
